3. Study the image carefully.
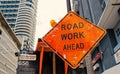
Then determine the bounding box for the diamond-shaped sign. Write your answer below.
[43,11,106,69]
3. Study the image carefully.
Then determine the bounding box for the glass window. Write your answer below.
[9,24,15,28]
[26,4,32,7]
[116,28,120,37]
[99,0,106,11]
[26,0,32,3]
[114,22,120,43]
[26,4,33,8]
[16,34,30,37]
[0,29,2,35]
[0,5,19,8]
[4,14,17,18]
[21,51,27,54]
[6,19,16,23]
[1,9,18,13]
[0,1,19,4]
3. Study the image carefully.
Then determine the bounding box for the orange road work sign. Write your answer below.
[43,11,106,69]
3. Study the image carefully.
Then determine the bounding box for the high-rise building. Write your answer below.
[72,0,120,74]
[0,0,38,50]
[0,0,20,31]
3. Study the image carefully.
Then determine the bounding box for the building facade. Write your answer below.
[0,13,21,74]
[72,0,120,74]
[0,0,38,50]
[17,51,39,74]
[0,0,20,31]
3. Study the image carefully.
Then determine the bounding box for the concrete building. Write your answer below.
[72,0,120,74]
[0,13,21,74]
[0,0,38,50]
[17,51,39,74]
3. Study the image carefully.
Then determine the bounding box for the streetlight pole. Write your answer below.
[65,0,71,74]
[66,0,78,74]
[66,0,71,12]
[66,1,94,74]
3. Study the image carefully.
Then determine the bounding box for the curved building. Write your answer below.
[15,0,38,50]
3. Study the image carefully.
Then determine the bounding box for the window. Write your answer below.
[1,9,18,13]
[0,1,20,4]
[0,29,2,35]
[26,4,33,8]
[114,22,120,43]
[9,24,15,28]
[0,5,19,8]
[21,51,27,54]
[116,28,120,37]
[4,14,17,18]
[99,0,106,11]
[16,34,30,37]
[26,4,32,7]
[26,0,32,3]
[6,19,16,23]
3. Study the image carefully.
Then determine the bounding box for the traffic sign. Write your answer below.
[43,11,106,69]
[19,54,36,61]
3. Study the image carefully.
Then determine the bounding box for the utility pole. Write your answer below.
[66,0,78,74]
[66,0,71,12]
[66,0,94,74]
[85,54,94,74]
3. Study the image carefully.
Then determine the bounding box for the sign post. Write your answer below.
[36,40,45,74]
[50,19,68,74]
[39,44,44,74]
[43,11,106,69]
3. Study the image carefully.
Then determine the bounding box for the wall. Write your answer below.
[99,31,116,70]
[0,13,20,74]
[102,64,120,74]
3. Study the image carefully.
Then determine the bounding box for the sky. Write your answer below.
[34,0,68,48]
